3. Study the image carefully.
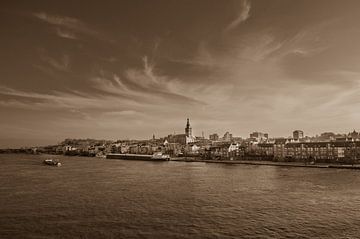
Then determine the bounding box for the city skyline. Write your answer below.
[2,116,360,148]
[2,0,360,147]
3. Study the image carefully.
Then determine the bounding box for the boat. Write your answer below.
[106,152,170,161]
[151,152,171,160]
[43,159,62,167]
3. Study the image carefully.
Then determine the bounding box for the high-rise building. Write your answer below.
[250,132,268,141]
[293,130,304,140]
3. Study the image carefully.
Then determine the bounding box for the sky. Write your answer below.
[1,0,360,147]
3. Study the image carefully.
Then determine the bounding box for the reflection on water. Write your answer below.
[0,154,360,238]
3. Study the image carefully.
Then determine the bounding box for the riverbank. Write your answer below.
[2,153,360,170]
[171,157,360,169]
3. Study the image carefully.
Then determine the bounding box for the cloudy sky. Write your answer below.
[1,0,360,147]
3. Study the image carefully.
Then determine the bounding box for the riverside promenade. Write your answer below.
[171,157,360,170]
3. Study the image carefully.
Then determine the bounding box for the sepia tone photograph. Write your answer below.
[1,0,360,238]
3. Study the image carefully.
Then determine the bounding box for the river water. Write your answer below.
[0,154,359,238]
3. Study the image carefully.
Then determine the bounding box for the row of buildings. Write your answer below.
[202,139,360,164]
[161,119,360,163]
[5,118,359,164]
[118,120,360,164]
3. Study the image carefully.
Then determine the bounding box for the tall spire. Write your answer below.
[185,118,192,137]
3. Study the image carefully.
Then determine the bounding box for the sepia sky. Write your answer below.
[1,0,360,147]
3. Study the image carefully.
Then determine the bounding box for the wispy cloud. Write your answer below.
[165,41,219,69]
[41,54,70,71]
[239,34,284,62]
[103,110,145,117]
[93,57,206,106]
[56,28,77,40]
[33,12,80,28]
[224,0,251,32]
[275,26,329,59]
[33,12,98,37]
[91,75,132,96]
[0,85,141,111]
[0,53,209,114]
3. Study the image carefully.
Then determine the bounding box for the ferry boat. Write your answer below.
[106,152,170,161]
[43,159,62,167]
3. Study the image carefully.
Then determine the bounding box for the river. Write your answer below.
[0,154,359,238]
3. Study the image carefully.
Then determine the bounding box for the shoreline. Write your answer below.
[171,157,360,170]
[2,153,360,170]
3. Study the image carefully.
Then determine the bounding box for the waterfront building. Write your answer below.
[244,141,275,160]
[64,145,73,151]
[318,132,336,141]
[293,130,304,140]
[348,130,360,140]
[209,133,219,141]
[273,138,288,159]
[184,143,201,156]
[120,145,130,154]
[257,143,275,156]
[204,145,229,160]
[250,132,268,142]
[228,147,245,160]
[167,134,187,145]
[166,118,196,145]
[272,140,360,163]
[223,132,233,141]
[228,143,239,152]
[164,142,182,156]
[203,142,245,160]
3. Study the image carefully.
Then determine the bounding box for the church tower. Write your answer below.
[185,118,192,137]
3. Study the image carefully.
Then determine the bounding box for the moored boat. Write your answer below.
[106,152,170,161]
[43,159,62,167]
[151,152,171,160]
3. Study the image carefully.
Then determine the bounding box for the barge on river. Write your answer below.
[106,152,170,161]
